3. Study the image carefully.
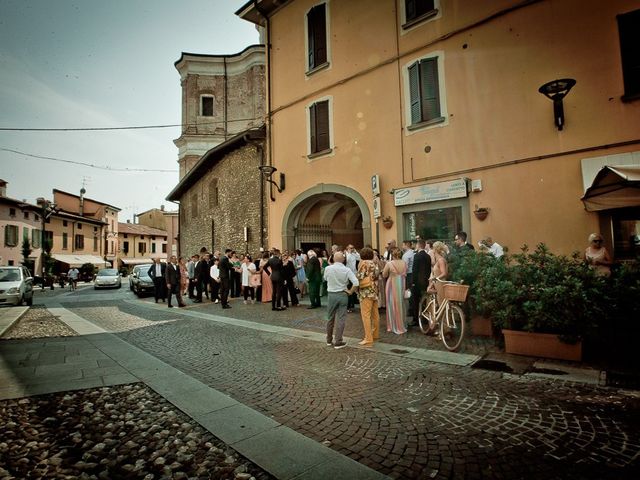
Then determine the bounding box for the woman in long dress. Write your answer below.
[259,252,273,303]
[382,248,407,335]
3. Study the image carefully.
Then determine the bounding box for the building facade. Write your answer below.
[118,222,169,268]
[237,0,640,258]
[136,206,179,257]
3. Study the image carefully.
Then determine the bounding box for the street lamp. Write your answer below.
[538,78,576,131]
[36,197,58,288]
[258,165,285,202]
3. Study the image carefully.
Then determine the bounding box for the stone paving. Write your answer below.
[48,290,640,480]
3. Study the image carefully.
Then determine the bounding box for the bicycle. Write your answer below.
[417,279,469,351]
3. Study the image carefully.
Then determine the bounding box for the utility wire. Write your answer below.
[0,116,263,132]
[0,148,177,173]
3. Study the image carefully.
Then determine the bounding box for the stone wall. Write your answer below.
[178,143,268,258]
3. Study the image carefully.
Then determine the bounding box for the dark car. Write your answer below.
[129,264,154,297]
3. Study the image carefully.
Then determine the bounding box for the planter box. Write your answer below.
[503,329,582,362]
[471,315,492,336]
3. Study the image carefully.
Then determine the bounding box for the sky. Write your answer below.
[0,0,259,222]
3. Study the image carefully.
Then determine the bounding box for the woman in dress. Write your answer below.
[178,257,189,297]
[357,247,381,346]
[382,248,407,335]
[259,252,273,303]
[428,241,449,307]
[584,233,612,277]
[294,249,307,298]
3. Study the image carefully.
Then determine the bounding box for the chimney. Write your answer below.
[160,204,165,211]
[127,219,131,223]
[79,187,86,216]
[0,179,7,197]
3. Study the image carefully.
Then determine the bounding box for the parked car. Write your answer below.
[0,266,34,306]
[129,264,154,297]
[94,268,122,290]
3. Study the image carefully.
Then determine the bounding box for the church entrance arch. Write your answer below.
[282,184,371,252]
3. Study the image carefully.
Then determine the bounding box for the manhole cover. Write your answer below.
[471,359,514,373]
[390,349,410,354]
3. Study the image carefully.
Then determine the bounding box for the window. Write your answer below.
[62,232,68,250]
[404,0,437,26]
[209,179,219,208]
[123,241,129,254]
[404,206,462,244]
[162,243,167,254]
[23,227,29,243]
[309,99,331,155]
[109,241,113,254]
[9,208,15,217]
[35,214,39,221]
[63,220,68,227]
[307,3,327,72]
[407,55,445,128]
[152,242,156,254]
[77,223,82,230]
[94,237,99,252]
[75,234,84,250]
[4,225,18,247]
[32,229,41,249]
[124,234,128,239]
[138,242,147,254]
[191,193,198,218]
[151,236,156,240]
[24,211,29,220]
[201,96,214,116]
[618,9,640,101]
[44,231,53,250]
[612,207,640,259]
[94,226,98,233]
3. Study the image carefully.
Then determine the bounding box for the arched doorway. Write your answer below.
[282,184,372,252]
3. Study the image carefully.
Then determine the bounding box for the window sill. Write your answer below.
[407,116,446,131]
[306,62,330,77]
[621,92,640,103]
[307,148,333,160]
[402,9,439,30]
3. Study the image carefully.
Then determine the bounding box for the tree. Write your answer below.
[21,237,34,274]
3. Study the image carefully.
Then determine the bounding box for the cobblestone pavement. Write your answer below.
[48,290,640,480]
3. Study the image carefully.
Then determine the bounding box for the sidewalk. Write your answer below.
[0,306,388,480]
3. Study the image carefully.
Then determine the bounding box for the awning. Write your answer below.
[52,254,110,268]
[581,165,640,212]
[120,258,156,265]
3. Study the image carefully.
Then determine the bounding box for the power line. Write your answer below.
[0,117,263,132]
[0,148,177,173]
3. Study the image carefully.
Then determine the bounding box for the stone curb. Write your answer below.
[0,305,30,337]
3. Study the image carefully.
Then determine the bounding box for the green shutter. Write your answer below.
[307,9,315,68]
[409,62,422,124]
[420,58,441,122]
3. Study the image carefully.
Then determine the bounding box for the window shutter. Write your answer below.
[406,0,417,21]
[313,5,327,66]
[409,62,422,124]
[316,100,330,152]
[618,9,640,97]
[309,103,317,153]
[307,9,315,68]
[420,58,441,122]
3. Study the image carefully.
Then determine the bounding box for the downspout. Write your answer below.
[223,57,228,140]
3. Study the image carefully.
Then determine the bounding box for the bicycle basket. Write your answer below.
[443,283,469,302]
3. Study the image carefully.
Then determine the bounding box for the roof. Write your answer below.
[235,0,290,25]
[0,195,41,211]
[166,125,265,201]
[118,222,168,237]
[174,44,265,67]
[581,165,640,212]
[53,189,122,211]
[54,210,107,226]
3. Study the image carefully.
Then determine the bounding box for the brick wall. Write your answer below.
[178,143,268,258]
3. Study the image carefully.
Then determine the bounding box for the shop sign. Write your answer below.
[393,178,468,206]
[373,196,381,219]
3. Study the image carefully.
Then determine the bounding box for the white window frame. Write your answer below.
[304,1,332,76]
[402,50,448,135]
[305,95,335,160]
[399,0,442,34]
[200,94,215,117]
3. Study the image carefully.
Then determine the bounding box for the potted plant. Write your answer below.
[473,205,489,221]
[381,216,394,229]
[473,244,605,361]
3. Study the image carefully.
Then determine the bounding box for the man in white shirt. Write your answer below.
[345,245,360,313]
[479,237,504,258]
[401,241,415,289]
[68,267,79,291]
[323,252,359,349]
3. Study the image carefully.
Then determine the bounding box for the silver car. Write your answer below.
[0,266,34,306]
[94,268,122,289]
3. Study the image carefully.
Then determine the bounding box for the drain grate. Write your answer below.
[471,359,514,373]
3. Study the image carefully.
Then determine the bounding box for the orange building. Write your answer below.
[237,0,640,258]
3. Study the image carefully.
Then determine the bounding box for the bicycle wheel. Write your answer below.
[440,303,465,351]
[418,295,436,334]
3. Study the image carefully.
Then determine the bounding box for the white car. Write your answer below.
[0,266,34,306]
[94,268,122,289]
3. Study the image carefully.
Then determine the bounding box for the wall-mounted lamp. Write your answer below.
[258,165,285,201]
[538,78,576,131]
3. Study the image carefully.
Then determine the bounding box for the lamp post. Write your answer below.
[538,78,576,131]
[258,165,285,202]
[36,198,58,289]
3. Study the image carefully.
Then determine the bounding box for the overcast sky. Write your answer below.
[0,0,258,221]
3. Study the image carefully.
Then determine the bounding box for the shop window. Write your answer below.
[407,55,445,129]
[4,225,18,247]
[612,207,640,259]
[307,3,328,72]
[309,99,332,156]
[404,206,462,244]
[618,9,640,101]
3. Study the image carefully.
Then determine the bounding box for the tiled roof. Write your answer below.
[118,222,168,236]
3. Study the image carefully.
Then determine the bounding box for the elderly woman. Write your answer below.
[585,233,612,277]
[356,247,381,346]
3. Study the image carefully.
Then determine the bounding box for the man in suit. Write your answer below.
[165,255,186,308]
[305,249,322,309]
[193,254,208,303]
[267,249,285,311]
[455,231,475,251]
[411,239,431,325]
[218,249,233,309]
[148,258,166,303]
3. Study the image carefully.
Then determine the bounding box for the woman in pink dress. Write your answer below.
[382,248,407,335]
[259,252,273,303]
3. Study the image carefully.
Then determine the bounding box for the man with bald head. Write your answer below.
[323,251,359,349]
